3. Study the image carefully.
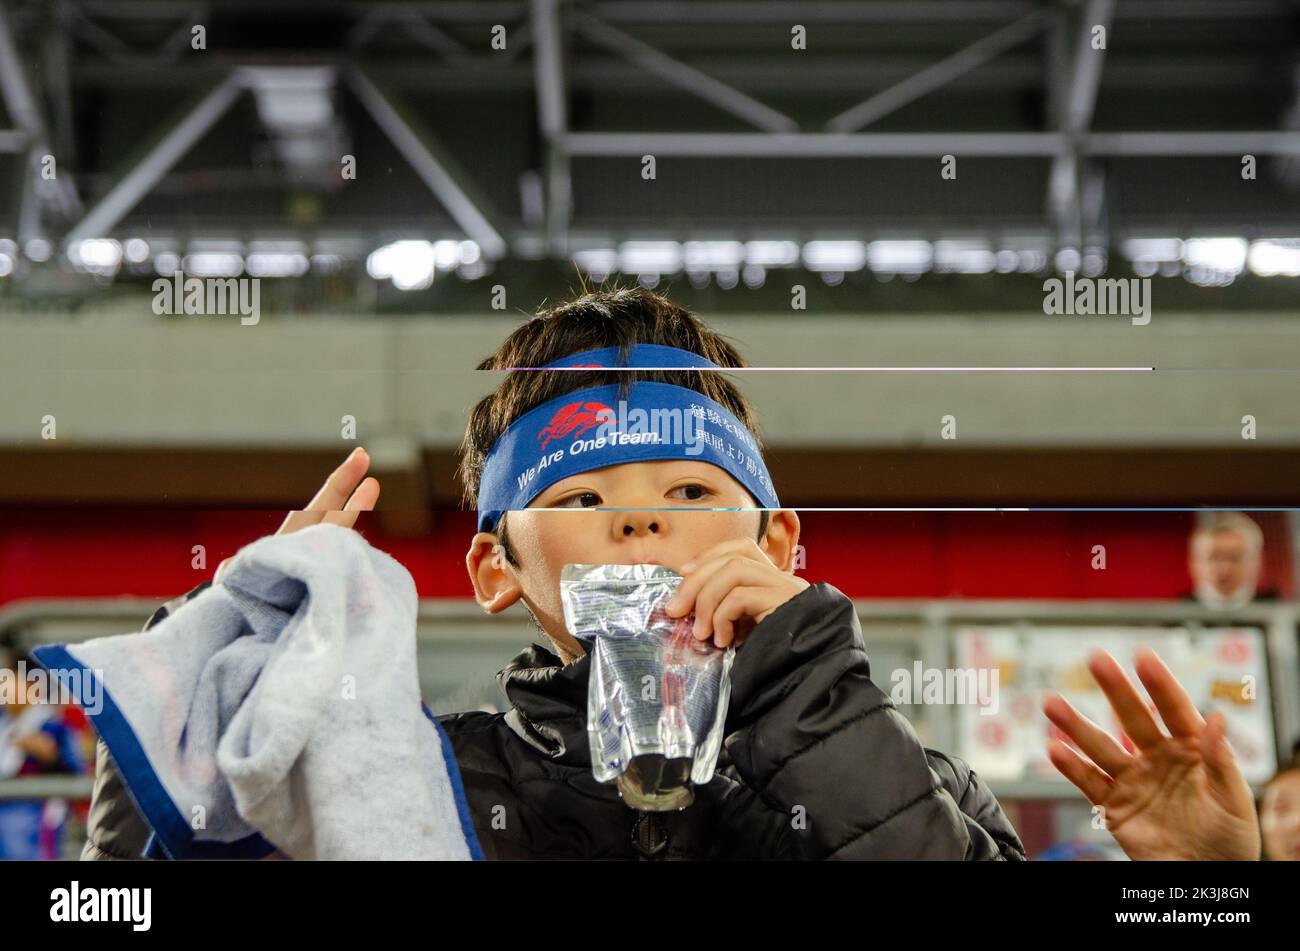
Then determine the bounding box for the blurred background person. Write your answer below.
[1185,513,1275,609]
[1260,742,1300,861]
[0,648,85,860]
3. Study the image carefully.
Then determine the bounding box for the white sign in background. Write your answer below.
[954,626,1277,785]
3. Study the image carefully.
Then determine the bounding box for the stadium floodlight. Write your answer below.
[367,240,436,291]
[1246,240,1300,278]
[572,248,617,280]
[804,240,868,272]
[865,240,928,274]
[618,241,682,275]
[1122,237,1183,277]
[682,241,745,272]
[123,239,151,265]
[1182,237,1248,286]
[182,253,244,278]
[246,253,309,278]
[933,240,996,274]
[24,238,52,262]
[1183,237,1248,273]
[744,241,800,267]
[68,239,123,271]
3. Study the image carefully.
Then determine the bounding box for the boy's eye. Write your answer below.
[554,491,601,508]
[551,485,712,507]
[670,484,712,502]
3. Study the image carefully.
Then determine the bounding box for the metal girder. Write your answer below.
[573,10,799,133]
[590,2,1039,23]
[0,0,81,237]
[44,1,76,165]
[65,58,1284,95]
[562,131,1300,158]
[827,9,1050,132]
[348,6,478,63]
[65,61,510,253]
[64,72,244,243]
[0,1,44,134]
[150,11,205,65]
[531,0,570,257]
[344,65,509,259]
[1084,132,1300,155]
[69,8,133,62]
[70,3,210,67]
[1047,0,1114,251]
[393,8,474,62]
[66,0,1292,23]
[564,131,1066,157]
[78,1,526,17]
[590,1,1291,21]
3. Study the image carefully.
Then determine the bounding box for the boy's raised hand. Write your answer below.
[214,447,381,584]
[663,538,809,649]
[1043,648,1261,861]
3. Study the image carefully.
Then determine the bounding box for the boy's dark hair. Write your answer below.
[458,283,772,568]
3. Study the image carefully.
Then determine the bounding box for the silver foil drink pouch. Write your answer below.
[559,563,734,811]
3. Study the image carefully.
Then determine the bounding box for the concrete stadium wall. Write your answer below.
[2,298,1298,448]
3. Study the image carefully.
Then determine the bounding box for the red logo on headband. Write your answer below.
[537,402,613,449]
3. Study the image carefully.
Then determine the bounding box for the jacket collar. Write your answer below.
[496,643,593,767]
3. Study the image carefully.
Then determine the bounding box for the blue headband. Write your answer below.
[476,345,780,533]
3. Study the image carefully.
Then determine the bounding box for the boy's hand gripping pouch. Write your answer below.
[559,563,734,811]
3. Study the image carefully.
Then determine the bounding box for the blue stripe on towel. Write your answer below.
[30,643,276,861]
[422,702,484,861]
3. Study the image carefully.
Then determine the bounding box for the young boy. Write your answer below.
[81,287,1261,861]
[449,287,1025,859]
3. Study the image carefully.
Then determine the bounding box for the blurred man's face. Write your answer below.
[1261,772,1300,861]
[1190,529,1259,597]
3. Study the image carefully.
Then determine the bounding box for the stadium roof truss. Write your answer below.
[0,0,1297,267]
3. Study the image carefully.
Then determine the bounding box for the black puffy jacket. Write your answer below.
[82,581,1025,861]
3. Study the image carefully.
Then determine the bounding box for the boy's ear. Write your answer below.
[466,532,523,613]
[761,509,801,572]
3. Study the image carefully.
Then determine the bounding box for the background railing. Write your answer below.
[3,595,1297,807]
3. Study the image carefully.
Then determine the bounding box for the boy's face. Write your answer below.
[466,459,798,662]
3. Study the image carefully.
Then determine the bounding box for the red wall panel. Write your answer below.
[0,509,1235,607]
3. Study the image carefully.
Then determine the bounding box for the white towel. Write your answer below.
[33,523,482,861]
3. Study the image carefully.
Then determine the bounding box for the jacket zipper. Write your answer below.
[631,810,669,860]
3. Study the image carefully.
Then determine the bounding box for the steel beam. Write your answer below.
[64,72,244,243]
[531,0,570,257]
[344,65,509,259]
[0,0,80,234]
[574,11,799,133]
[396,8,474,63]
[590,2,1039,23]
[1048,0,1114,251]
[1084,131,1300,156]
[827,10,1050,132]
[563,131,1300,158]
[0,128,27,152]
[590,1,1284,21]
[564,131,1066,157]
